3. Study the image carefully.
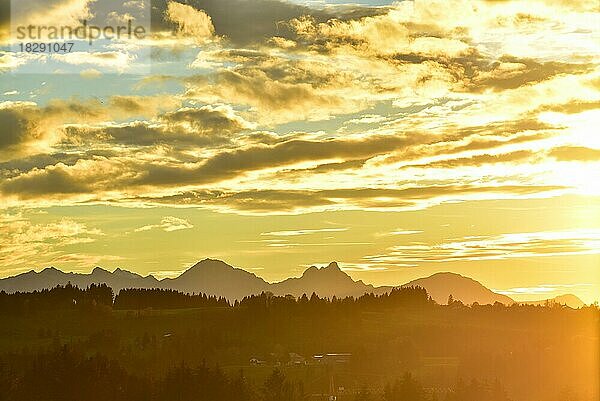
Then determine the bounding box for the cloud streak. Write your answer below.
[363,229,600,264]
[261,228,349,236]
[134,216,194,232]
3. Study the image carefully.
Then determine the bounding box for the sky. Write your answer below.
[0,0,599,304]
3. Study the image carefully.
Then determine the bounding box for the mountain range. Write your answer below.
[0,259,586,308]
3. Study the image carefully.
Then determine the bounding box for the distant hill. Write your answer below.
[519,294,586,309]
[403,272,514,305]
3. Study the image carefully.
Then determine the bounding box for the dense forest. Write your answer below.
[0,285,598,401]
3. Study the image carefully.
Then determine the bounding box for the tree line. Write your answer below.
[0,284,434,314]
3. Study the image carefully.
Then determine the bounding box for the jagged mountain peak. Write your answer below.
[302,261,343,277]
[0,265,159,295]
[324,261,341,270]
[273,261,377,299]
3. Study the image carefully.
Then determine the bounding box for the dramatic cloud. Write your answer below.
[151,0,385,46]
[0,133,424,200]
[0,96,182,161]
[0,0,598,217]
[0,100,106,161]
[183,66,368,124]
[164,1,215,43]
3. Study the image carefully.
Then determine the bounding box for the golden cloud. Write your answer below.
[0,213,105,268]
[164,1,215,43]
[364,229,600,264]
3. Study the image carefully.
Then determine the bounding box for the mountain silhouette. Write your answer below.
[0,266,159,294]
[270,261,388,298]
[403,272,514,305]
[0,259,585,307]
[519,294,586,309]
[162,258,269,301]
